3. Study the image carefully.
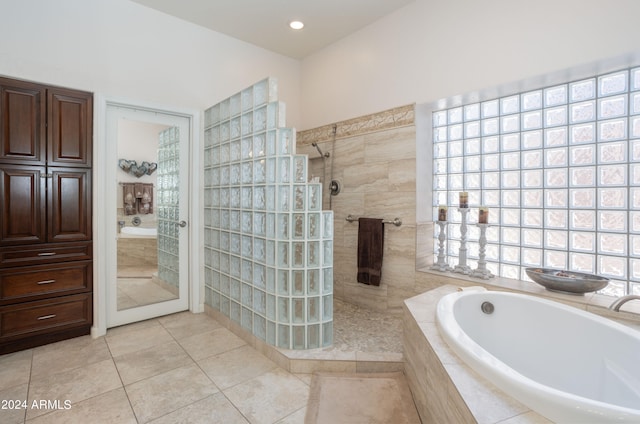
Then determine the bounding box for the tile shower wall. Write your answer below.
[157,126,180,290]
[203,78,334,350]
[297,105,428,314]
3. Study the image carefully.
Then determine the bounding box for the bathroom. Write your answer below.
[2,0,640,423]
[116,118,178,310]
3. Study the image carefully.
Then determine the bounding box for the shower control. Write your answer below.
[330,179,341,196]
[178,220,187,228]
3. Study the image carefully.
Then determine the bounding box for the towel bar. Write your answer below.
[345,214,402,227]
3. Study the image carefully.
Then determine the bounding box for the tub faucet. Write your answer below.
[608,295,640,312]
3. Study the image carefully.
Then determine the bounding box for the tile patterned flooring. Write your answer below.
[0,312,311,424]
[1,301,403,424]
[117,278,177,310]
[117,265,177,311]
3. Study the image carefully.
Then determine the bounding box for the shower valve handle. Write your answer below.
[178,220,187,228]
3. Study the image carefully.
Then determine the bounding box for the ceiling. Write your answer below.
[131,0,415,59]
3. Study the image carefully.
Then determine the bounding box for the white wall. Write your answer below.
[116,120,166,216]
[300,0,640,129]
[0,0,301,126]
[117,120,165,186]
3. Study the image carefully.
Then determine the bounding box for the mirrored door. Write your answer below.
[105,104,190,328]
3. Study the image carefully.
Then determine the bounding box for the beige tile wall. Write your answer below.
[117,238,158,268]
[297,105,434,314]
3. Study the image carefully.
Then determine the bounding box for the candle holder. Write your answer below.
[470,223,494,279]
[431,221,452,272]
[453,208,472,275]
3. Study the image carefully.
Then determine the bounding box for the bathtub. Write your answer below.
[436,287,640,423]
[119,226,157,238]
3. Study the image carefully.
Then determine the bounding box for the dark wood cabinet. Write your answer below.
[0,77,92,354]
[0,164,46,245]
[0,261,92,304]
[47,88,92,167]
[48,167,92,242]
[0,78,46,165]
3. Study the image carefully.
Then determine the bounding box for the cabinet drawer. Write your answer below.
[0,293,91,338]
[0,242,92,268]
[0,261,92,303]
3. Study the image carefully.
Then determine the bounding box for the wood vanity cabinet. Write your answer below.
[0,77,93,354]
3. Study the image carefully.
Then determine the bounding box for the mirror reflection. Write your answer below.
[116,119,178,310]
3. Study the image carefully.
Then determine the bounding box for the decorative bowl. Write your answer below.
[525,267,609,295]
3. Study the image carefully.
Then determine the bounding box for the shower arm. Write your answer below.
[311,142,330,159]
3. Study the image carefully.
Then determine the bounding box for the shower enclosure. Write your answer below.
[203,78,334,349]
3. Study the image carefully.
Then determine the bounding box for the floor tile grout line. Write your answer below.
[119,313,248,424]
[178,336,248,364]
[136,393,220,424]
[278,405,307,424]
[108,314,226,423]
[102,334,140,423]
[21,341,128,423]
[21,349,34,424]
[188,339,277,398]
[6,303,400,424]
[170,317,289,424]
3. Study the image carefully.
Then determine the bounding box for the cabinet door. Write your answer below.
[47,88,92,168]
[0,165,46,245]
[0,78,46,165]
[48,168,91,242]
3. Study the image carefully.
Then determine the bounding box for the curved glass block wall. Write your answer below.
[203,78,334,349]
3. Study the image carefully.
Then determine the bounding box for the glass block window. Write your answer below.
[432,67,640,296]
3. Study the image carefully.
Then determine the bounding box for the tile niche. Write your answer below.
[203,78,334,349]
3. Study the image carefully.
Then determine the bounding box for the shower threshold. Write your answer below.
[205,298,403,374]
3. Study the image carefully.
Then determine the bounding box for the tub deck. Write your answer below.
[403,285,550,424]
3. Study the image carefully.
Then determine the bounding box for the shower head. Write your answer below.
[311,142,330,159]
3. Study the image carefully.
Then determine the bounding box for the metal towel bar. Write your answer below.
[345,214,402,227]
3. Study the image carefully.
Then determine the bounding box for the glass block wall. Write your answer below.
[203,78,334,349]
[432,67,640,296]
[157,126,180,290]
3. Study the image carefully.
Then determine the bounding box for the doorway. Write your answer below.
[104,103,192,328]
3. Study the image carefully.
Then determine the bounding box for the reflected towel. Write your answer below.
[137,183,153,214]
[122,183,136,216]
[357,218,384,286]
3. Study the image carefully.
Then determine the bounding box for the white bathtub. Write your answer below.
[120,226,157,238]
[436,287,640,423]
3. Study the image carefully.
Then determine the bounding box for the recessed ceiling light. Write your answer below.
[289,20,304,30]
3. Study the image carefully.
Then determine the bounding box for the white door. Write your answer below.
[105,104,190,327]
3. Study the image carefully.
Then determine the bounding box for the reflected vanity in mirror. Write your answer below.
[116,119,179,310]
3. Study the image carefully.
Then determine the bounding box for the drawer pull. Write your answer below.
[37,314,57,320]
[37,252,57,256]
[36,279,56,285]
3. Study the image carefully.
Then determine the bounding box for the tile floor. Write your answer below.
[117,278,178,310]
[0,312,311,424]
[117,265,177,311]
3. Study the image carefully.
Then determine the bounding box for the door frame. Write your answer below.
[92,95,202,337]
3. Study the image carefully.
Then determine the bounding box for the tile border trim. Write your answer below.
[296,104,415,145]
